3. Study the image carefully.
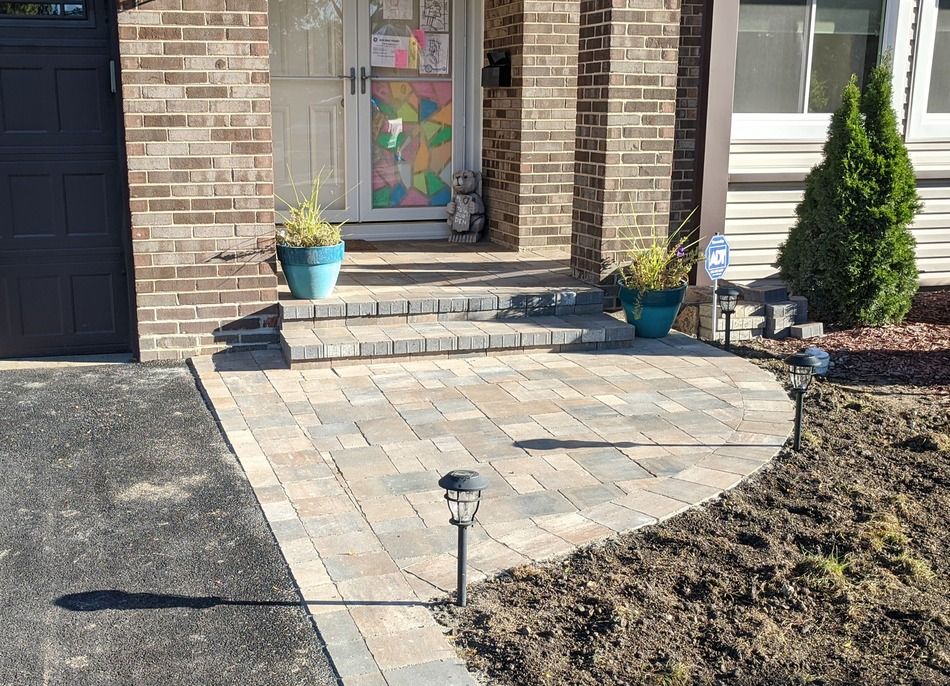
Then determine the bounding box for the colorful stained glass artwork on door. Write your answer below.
[370,80,453,208]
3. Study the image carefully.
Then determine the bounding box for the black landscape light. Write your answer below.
[786,351,821,451]
[438,469,488,607]
[716,286,741,351]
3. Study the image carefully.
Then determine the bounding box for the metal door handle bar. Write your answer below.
[360,67,370,95]
[341,67,356,95]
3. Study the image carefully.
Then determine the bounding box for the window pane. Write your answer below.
[929,0,950,113]
[735,0,809,113]
[0,0,85,17]
[808,0,883,112]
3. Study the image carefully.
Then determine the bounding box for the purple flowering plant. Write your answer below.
[615,209,701,294]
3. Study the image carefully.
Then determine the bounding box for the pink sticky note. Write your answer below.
[394,49,408,68]
[412,28,426,49]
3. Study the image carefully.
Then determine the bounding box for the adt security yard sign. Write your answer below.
[704,234,731,281]
[705,234,732,339]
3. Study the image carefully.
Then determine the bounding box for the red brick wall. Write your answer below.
[571,0,682,283]
[116,0,277,361]
[482,0,580,250]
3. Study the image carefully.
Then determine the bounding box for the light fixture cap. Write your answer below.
[438,469,489,493]
[715,286,741,299]
[786,352,822,369]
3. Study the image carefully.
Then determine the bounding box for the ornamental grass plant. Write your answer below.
[615,211,700,293]
[276,171,344,249]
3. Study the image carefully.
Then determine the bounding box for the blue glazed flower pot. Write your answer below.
[618,283,687,338]
[277,241,345,300]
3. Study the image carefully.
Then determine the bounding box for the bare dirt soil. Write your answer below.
[436,290,950,686]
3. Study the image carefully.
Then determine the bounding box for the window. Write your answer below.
[0,0,85,18]
[732,0,890,139]
[908,0,950,139]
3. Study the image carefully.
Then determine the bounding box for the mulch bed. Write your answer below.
[436,290,950,686]
[733,289,950,390]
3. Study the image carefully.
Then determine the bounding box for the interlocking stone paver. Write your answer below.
[365,625,457,671]
[193,333,793,682]
[382,659,477,686]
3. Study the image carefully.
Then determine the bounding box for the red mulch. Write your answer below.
[735,289,950,390]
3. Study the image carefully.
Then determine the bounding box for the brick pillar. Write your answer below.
[117,0,278,361]
[571,0,682,283]
[670,0,707,233]
[482,0,580,250]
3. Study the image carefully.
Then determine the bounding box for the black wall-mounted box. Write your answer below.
[481,50,511,88]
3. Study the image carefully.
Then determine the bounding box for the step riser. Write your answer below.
[284,324,635,363]
[280,304,605,331]
[282,340,636,369]
[280,290,605,327]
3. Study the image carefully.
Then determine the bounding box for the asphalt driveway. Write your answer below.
[0,363,335,686]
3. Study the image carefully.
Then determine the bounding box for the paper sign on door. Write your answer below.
[420,32,449,74]
[371,34,410,68]
[382,0,413,20]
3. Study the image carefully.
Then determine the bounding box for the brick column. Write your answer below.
[117,0,278,361]
[571,0,682,283]
[482,0,581,251]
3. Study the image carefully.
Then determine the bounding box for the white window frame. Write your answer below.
[731,0,902,141]
[907,0,950,141]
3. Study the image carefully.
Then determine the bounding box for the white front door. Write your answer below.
[269,0,467,227]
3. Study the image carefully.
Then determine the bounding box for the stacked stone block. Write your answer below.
[698,302,766,342]
[117,0,278,361]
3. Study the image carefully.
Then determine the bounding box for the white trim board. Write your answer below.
[341,221,450,241]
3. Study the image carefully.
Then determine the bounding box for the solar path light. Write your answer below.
[715,286,740,351]
[786,351,821,451]
[438,469,488,607]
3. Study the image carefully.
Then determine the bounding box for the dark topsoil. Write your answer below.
[436,291,950,686]
[0,363,335,686]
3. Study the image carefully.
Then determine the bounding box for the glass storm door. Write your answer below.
[269,0,465,225]
[357,0,465,222]
[269,0,358,222]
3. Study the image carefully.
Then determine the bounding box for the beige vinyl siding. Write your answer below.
[723,142,950,286]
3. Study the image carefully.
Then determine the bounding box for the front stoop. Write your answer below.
[277,286,638,367]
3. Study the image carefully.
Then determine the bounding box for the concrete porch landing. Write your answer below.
[278,241,596,308]
[192,336,793,685]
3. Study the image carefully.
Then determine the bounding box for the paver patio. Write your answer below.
[192,333,793,685]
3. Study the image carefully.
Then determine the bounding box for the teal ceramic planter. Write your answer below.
[277,241,345,300]
[618,283,687,338]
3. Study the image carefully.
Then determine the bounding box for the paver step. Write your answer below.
[280,313,635,366]
[279,286,605,329]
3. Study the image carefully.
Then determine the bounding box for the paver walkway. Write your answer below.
[192,333,793,685]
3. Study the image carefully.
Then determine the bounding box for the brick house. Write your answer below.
[1,0,947,361]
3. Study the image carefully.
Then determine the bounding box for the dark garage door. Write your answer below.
[0,0,131,357]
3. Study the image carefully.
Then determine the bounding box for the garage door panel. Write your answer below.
[9,172,58,238]
[18,275,65,337]
[0,0,131,358]
[55,65,105,133]
[0,66,54,133]
[0,55,113,148]
[0,159,120,246]
[0,256,128,355]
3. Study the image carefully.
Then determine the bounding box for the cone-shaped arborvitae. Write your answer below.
[777,66,920,326]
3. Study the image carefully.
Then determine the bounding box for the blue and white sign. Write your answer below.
[704,234,731,281]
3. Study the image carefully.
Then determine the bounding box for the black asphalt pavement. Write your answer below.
[0,363,336,686]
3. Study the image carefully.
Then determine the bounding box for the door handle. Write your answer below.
[344,67,355,95]
[360,67,370,95]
